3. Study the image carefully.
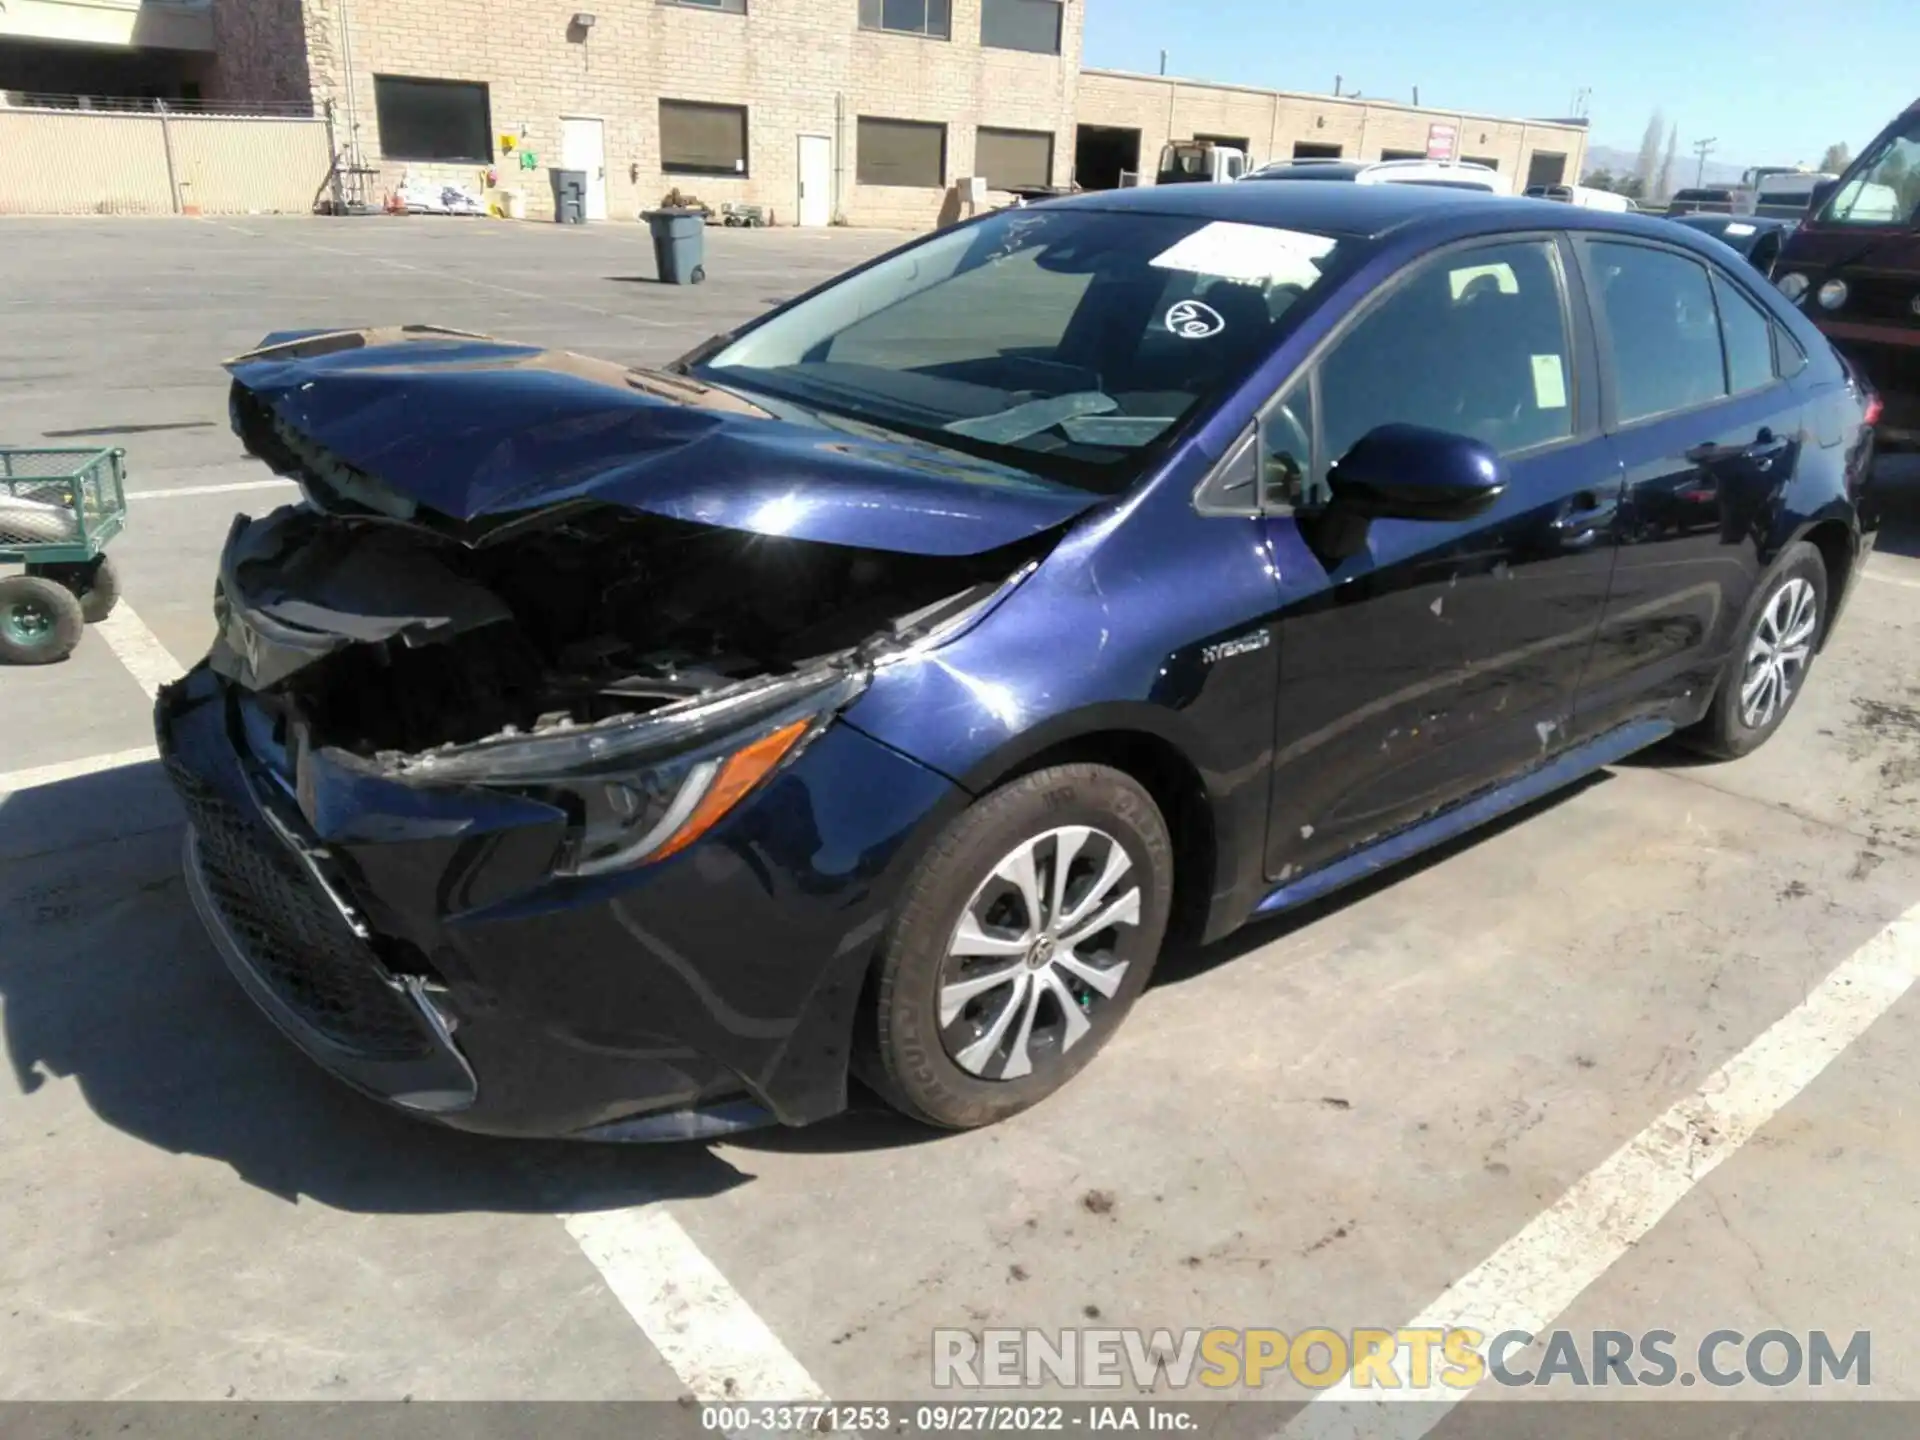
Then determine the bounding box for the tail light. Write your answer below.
[1865,394,1884,427]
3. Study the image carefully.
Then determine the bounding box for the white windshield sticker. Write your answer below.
[1724,222,1757,236]
[1165,300,1226,339]
[1531,353,1569,410]
[1150,222,1336,285]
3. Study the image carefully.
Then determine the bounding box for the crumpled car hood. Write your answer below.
[226,328,1100,557]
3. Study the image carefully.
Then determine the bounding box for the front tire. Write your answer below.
[1689,540,1828,759]
[0,573,85,664]
[867,764,1173,1129]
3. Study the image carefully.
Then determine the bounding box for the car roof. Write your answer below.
[1044,181,1721,245]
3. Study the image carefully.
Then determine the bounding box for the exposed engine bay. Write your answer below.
[213,501,1034,770]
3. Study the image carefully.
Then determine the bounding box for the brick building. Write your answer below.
[1,1,1586,227]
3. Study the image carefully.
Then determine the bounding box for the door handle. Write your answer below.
[1550,491,1620,545]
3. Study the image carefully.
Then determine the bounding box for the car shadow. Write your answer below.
[0,762,749,1215]
[1151,772,1611,988]
[1,760,1615,1187]
[1869,452,1920,560]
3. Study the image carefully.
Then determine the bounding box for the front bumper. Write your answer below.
[157,664,961,1138]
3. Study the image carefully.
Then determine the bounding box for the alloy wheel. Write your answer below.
[1740,576,1818,730]
[938,826,1143,1082]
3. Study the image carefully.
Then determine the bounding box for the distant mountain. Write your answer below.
[1582,142,1747,189]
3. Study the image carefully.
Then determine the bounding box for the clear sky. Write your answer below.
[1081,0,1917,173]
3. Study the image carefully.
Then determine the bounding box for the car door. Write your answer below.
[1570,238,1809,737]
[1258,234,1624,883]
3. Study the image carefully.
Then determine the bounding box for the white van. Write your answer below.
[1525,183,1632,212]
[1246,158,1509,195]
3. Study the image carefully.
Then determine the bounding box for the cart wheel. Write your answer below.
[691,265,706,284]
[27,553,120,623]
[0,574,84,665]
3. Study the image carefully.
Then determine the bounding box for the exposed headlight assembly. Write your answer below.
[1817,278,1849,311]
[390,560,1038,874]
[1775,271,1809,302]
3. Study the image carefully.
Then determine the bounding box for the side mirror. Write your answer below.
[1326,424,1507,522]
[1809,179,1839,213]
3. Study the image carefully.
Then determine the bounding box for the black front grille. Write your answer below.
[170,761,430,1060]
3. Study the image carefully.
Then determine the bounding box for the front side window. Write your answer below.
[373,76,491,163]
[701,209,1359,491]
[1315,239,1575,466]
[1589,241,1728,424]
[858,0,951,39]
[1714,273,1776,396]
[1819,112,1920,226]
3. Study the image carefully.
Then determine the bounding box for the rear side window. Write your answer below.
[1589,242,1728,423]
[1713,273,1776,395]
[1774,324,1808,379]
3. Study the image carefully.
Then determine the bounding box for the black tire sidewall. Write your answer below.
[1709,541,1828,756]
[874,764,1174,1130]
[79,554,121,624]
[0,574,84,665]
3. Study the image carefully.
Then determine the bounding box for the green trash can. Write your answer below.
[642,208,707,284]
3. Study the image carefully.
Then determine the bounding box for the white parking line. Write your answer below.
[1280,898,1920,1439]
[129,479,297,501]
[1864,568,1920,591]
[94,601,185,701]
[565,1207,829,1404]
[0,746,159,798]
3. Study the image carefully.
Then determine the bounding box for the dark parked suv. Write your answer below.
[159,184,1877,1140]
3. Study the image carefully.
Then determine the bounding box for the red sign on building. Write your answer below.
[1426,122,1459,161]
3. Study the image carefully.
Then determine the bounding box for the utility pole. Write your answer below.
[1692,136,1717,187]
[1158,49,1167,76]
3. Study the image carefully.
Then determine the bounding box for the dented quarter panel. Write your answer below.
[227,330,1099,556]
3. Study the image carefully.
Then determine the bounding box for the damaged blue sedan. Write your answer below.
[159,184,1876,1138]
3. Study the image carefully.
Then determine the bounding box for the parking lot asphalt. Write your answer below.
[6,216,1920,1421]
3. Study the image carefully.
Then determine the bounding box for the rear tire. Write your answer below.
[0,573,85,665]
[1687,540,1827,759]
[28,553,120,623]
[866,763,1173,1130]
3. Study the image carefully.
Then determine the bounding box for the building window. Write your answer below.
[980,0,1060,54]
[1526,151,1568,188]
[1379,148,1424,162]
[373,76,492,163]
[857,116,946,187]
[1462,154,1499,170]
[661,100,749,176]
[858,0,951,39]
[977,126,1054,189]
[665,0,747,11]
[1292,141,1342,159]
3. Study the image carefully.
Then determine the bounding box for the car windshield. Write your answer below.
[697,207,1357,493]
[1819,112,1920,226]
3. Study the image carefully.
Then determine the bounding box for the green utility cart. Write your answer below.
[0,447,127,665]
